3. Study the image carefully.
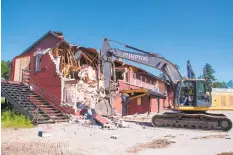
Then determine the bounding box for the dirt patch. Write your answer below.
[191,134,230,140]
[126,139,175,153]
[1,141,84,155]
[217,152,233,155]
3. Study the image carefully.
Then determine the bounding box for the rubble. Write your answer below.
[68,110,131,130]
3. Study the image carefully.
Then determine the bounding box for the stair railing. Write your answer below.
[22,70,71,115]
[1,79,39,124]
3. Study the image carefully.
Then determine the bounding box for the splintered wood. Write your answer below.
[52,43,98,79]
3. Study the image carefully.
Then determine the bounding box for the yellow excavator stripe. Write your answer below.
[176,106,233,111]
[128,93,147,101]
[121,89,148,94]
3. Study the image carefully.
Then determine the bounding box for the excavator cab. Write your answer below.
[175,79,212,108]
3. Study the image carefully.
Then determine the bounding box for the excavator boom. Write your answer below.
[100,38,182,92]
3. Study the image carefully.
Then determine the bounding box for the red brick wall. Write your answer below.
[30,53,62,99]
[11,33,62,100]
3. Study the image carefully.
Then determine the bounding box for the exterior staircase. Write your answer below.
[1,76,70,124]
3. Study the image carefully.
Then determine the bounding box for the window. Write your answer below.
[196,81,210,104]
[152,81,156,85]
[140,76,143,86]
[137,97,142,105]
[116,71,124,80]
[133,73,136,79]
[125,71,129,83]
[179,81,195,106]
[35,54,41,72]
[133,73,136,85]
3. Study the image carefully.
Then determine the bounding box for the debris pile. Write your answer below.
[52,39,126,129]
[69,109,130,130]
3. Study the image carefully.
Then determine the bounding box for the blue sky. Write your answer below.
[2,0,233,82]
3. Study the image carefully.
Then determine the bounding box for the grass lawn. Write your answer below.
[1,98,34,128]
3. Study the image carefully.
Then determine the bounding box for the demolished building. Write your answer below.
[9,31,172,117]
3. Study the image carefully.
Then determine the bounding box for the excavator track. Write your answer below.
[151,112,232,132]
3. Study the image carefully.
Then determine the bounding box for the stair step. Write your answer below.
[2,81,70,125]
[40,107,59,111]
[27,95,38,97]
[37,105,54,108]
[37,120,55,124]
[41,110,60,114]
[22,105,38,108]
[30,100,46,103]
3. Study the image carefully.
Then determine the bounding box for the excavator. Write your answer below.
[97,38,233,131]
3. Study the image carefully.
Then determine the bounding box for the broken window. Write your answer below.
[35,54,41,72]
[115,71,124,80]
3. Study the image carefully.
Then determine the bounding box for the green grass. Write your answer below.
[1,98,34,128]
[1,110,34,128]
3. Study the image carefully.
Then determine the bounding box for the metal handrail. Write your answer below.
[29,79,70,114]
[22,70,70,115]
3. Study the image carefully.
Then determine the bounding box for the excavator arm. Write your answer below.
[100,38,182,93]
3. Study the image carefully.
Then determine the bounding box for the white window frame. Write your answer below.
[133,73,136,85]
[140,76,143,87]
[35,54,41,72]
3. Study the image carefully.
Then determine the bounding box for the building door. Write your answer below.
[14,56,30,82]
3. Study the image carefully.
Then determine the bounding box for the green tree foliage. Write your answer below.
[198,74,203,79]
[1,60,11,79]
[203,63,216,82]
[221,82,228,88]
[175,64,180,70]
[227,80,233,89]
[212,81,228,88]
[159,73,168,81]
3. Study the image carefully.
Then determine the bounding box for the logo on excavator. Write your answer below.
[122,53,148,62]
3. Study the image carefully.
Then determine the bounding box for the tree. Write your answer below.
[221,82,228,88]
[1,60,11,79]
[227,80,233,89]
[175,64,180,70]
[159,73,168,81]
[198,74,203,79]
[203,63,216,83]
[212,81,228,88]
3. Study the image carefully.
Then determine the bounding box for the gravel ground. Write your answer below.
[2,111,233,155]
